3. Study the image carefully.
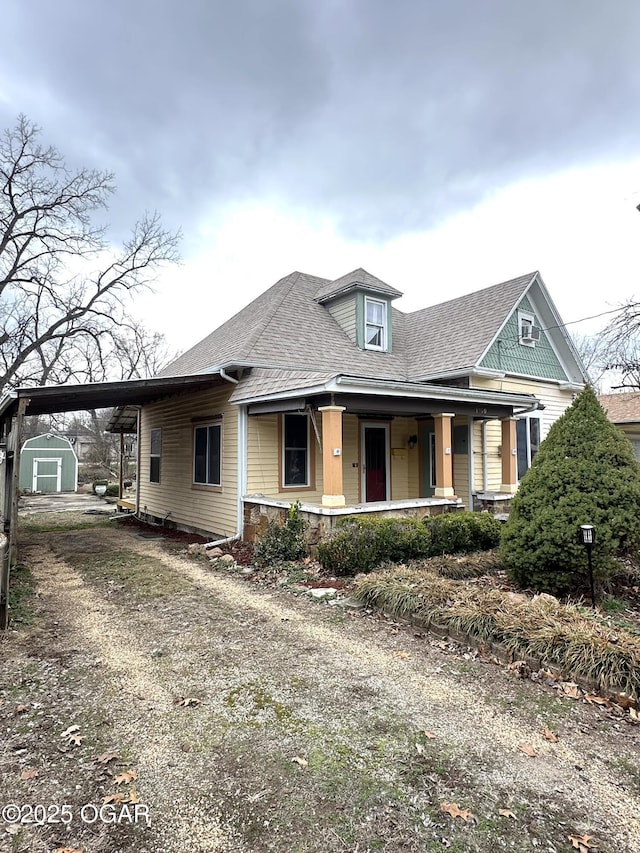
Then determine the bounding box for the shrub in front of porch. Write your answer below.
[254,501,308,565]
[501,386,640,598]
[317,512,502,575]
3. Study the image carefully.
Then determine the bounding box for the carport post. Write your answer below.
[1,396,28,630]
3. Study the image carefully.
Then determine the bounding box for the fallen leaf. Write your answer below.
[14,704,28,715]
[415,743,425,755]
[60,724,80,739]
[584,694,610,707]
[422,730,436,739]
[115,770,138,785]
[439,802,476,822]
[394,651,411,660]
[102,793,125,805]
[629,707,639,721]
[568,833,599,850]
[542,727,559,743]
[96,751,120,764]
[174,696,201,707]
[291,756,308,767]
[54,848,84,853]
[127,788,140,804]
[498,808,516,819]
[561,683,582,700]
[518,743,537,758]
[20,768,39,780]
[67,733,84,746]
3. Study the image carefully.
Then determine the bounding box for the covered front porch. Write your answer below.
[242,379,537,541]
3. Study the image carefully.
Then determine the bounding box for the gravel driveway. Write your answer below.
[1,517,639,852]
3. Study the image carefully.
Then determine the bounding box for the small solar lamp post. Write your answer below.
[578,524,596,609]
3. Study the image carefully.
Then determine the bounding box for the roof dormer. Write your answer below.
[315,268,402,353]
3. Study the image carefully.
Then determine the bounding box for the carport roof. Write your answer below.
[0,373,225,423]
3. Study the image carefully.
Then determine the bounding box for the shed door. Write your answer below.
[33,458,62,493]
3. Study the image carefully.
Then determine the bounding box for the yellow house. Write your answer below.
[121,268,585,541]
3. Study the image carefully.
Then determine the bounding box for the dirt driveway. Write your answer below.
[1,518,639,853]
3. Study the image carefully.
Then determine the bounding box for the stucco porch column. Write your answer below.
[319,405,346,507]
[433,413,456,498]
[500,417,518,493]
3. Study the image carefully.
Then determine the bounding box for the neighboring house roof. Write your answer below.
[598,392,640,424]
[158,267,586,389]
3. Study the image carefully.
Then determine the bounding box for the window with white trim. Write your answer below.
[282,414,310,487]
[149,428,161,483]
[194,422,222,486]
[518,310,538,347]
[365,297,387,351]
[516,416,541,480]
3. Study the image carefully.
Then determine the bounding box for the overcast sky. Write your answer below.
[2,0,640,354]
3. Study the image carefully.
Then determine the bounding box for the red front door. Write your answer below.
[364,425,387,502]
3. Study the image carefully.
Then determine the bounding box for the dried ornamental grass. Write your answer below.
[353,567,640,699]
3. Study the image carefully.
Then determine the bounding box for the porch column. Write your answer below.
[319,405,346,507]
[433,413,455,498]
[500,417,518,493]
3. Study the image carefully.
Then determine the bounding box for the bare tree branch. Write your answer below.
[0,115,180,391]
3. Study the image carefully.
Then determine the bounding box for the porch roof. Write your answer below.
[239,370,540,419]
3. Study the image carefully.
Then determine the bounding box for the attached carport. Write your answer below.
[0,373,223,628]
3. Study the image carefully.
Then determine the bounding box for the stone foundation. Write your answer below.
[243,496,464,548]
[473,493,514,519]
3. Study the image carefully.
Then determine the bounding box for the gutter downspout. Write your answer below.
[220,367,239,385]
[203,399,247,550]
[135,408,142,516]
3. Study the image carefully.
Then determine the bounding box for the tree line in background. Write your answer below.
[573,304,640,392]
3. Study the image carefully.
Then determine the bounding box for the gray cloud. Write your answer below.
[2,0,639,242]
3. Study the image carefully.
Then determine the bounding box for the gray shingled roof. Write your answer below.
[314,267,403,303]
[229,368,337,403]
[404,273,537,378]
[158,268,538,385]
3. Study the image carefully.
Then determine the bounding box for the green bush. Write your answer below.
[501,386,640,597]
[105,484,119,497]
[317,512,500,575]
[254,501,307,566]
[423,511,502,555]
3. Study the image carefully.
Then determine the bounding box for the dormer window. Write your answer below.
[365,297,387,351]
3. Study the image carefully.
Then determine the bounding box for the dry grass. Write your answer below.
[353,567,640,700]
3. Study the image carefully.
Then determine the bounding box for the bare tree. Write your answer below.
[0,115,180,391]
[598,301,640,390]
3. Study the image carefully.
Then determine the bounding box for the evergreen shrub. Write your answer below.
[317,512,501,575]
[423,511,502,554]
[254,501,307,566]
[501,386,640,597]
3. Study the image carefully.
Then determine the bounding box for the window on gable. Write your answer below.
[282,413,310,487]
[194,422,222,486]
[516,416,541,480]
[518,310,539,347]
[365,297,387,351]
[149,428,161,483]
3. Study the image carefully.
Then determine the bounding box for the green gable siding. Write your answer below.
[480,296,568,381]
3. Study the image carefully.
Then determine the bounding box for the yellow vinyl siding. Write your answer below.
[470,376,577,493]
[390,418,410,500]
[246,413,325,502]
[452,417,470,509]
[342,415,360,504]
[138,385,238,537]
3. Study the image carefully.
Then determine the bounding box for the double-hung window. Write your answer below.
[516,416,541,480]
[194,422,222,486]
[149,428,161,483]
[365,297,387,350]
[282,414,310,487]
